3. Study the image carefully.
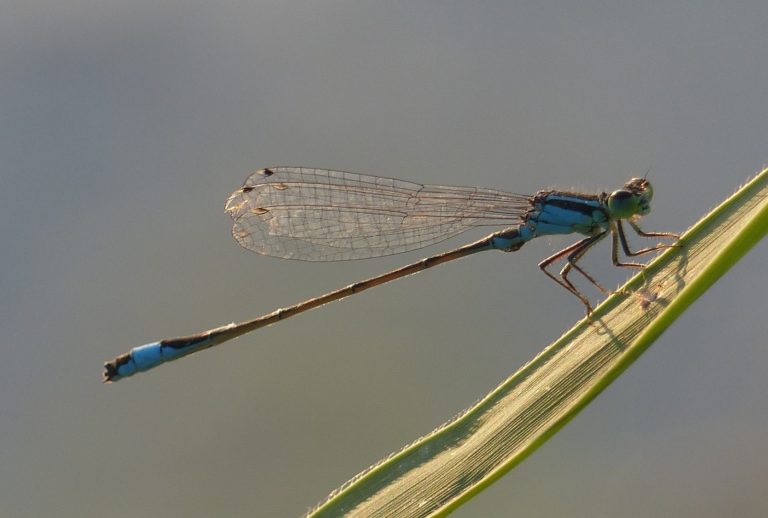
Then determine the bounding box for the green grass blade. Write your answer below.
[307,168,768,518]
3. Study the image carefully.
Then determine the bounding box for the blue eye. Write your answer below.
[607,189,640,218]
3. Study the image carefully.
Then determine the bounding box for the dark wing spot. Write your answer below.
[261,168,275,177]
[242,186,254,193]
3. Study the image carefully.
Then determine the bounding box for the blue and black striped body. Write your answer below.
[489,190,611,252]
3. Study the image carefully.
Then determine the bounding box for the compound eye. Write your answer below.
[607,189,639,219]
[643,181,654,201]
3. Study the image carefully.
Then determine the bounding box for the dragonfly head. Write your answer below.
[607,177,653,219]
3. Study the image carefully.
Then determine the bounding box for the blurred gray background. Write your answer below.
[2,1,767,516]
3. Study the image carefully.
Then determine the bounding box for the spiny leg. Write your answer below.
[561,233,610,294]
[612,221,647,268]
[611,220,681,300]
[628,220,680,240]
[613,220,679,267]
[539,237,596,312]
[539,231,608,314]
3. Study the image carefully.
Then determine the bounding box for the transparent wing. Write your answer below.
[224,167,531,261]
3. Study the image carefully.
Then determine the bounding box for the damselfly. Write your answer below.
[104,167,678,382]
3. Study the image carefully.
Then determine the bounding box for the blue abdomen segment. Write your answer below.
[104,340,206,382]
[106,341,165,381]
[104,323,237,382]
[489,227,527,251]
